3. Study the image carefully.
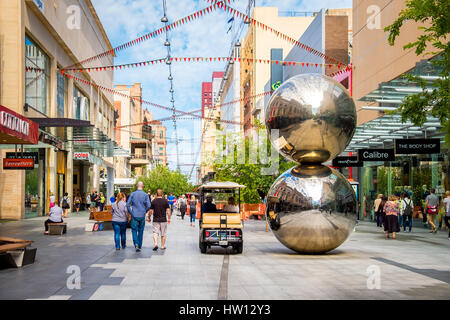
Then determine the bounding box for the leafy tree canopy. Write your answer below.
[384,0,450,145]
[134,165,193,196]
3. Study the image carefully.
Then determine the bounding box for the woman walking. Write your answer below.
[425,188,439,233]
[443,191,450,240]
[74,194,81,213]
[111,193,129,250]
[188,195,198,227]
[178,194,187,220]
[383,194,400,239]
[401,193,413,232]
[61,192,71,218]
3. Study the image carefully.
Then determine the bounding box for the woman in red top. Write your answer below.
[383,194,400,239]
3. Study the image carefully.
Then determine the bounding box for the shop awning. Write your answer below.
[0,105,39,145]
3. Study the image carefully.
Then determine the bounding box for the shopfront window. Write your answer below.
[25,148,45,219]
[57,71,68,117]
[25,36,50,114]
[73,86,90,120]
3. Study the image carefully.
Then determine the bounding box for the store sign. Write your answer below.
[3,158,34,170]
[332,156,363,167]
[39,132,63,149]
[6,152,39,165]
[74,152,89,160]
[0,105,39,145]
[394,138,440,154]
[357,149,395,162]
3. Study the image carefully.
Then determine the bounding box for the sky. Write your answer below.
[91,0,352,181]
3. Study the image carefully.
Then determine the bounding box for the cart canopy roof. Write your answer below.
[198,181,246,190]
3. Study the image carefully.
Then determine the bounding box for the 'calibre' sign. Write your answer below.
[394,138,440,154]
[332,156,363,167]
[357,149,395,162]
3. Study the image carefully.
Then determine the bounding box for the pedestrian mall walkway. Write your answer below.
[0,211,449,300]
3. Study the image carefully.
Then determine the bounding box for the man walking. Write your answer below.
[168,193,176,215]
[127,181,151,252]
[149,189,171,251]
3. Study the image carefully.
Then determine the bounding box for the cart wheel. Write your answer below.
[200,242,207,254]
[235,243,243,254]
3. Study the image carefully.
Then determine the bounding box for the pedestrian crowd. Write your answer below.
[373,188,450,240]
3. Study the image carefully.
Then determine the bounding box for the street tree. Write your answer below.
[384,0,450,145]
[134,165,193,196]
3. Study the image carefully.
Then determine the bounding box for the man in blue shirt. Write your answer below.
[168,193,176,215]
[127,181,151,252]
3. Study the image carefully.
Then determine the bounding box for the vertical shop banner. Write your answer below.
[394,138,440,154]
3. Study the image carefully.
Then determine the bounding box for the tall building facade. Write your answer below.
[114,83,152,179]
[199,72,223,182]
[347,0,447,219]
[144,110,167,167]
[240,7,315,136]
[0,0,117,220]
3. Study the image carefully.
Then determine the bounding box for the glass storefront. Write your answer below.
[24,148,46,219]
[73,86,90,121]
[25,36,50,114]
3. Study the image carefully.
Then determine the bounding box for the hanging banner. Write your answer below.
[394,138,440,154]
[357,149,395,162]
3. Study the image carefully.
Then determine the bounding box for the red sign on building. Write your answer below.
[3,158,35,170]
[0,105,39,145]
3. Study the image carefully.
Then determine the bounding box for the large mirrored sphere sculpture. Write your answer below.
[266,165,357,253]
[265,74,356,164]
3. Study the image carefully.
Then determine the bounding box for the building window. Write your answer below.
[160,131,164,139]
[160,147,163,151]
[73,86,90,120]
[56,71,67,117]
[25,36,50,114]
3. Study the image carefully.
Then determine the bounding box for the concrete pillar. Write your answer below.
[67,77,74,210]
[107,167,114,205]
[92,164,99,191]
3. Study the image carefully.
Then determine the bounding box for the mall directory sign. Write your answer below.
[357,148,395,162]
[394,138,440,154]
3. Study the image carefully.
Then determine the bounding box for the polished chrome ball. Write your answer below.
[266,165,357,253]
[265,74,356,164]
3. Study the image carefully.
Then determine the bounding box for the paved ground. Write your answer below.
[0,211,449,300]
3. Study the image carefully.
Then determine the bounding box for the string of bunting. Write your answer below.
[208,0,349,67]
[60,71,250,127]
[62,56,344,73]
[62,3,220,70]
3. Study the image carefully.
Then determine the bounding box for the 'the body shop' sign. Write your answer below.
[394,139,440,154]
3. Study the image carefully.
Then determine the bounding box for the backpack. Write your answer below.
[403,199,412,216]
[62,197,69,208]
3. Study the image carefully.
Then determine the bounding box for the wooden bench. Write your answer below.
[0,238,36,268]
[48,222,67,235]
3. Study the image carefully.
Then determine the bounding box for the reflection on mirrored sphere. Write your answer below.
[266,165,357,253]
[265,74,356,164]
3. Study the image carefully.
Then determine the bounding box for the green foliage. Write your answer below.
[214,130,296,203]
[384,0,450,145]
[376,167,403,196]
[134,165,193,196]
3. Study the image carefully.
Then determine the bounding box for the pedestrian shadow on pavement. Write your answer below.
[371,257,450,284]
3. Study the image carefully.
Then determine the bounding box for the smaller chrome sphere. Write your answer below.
[266,165,357,253]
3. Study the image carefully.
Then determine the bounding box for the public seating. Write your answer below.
[48,222,67,235]
[0,237,36,268]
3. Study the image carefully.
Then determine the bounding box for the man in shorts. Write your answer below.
[149,189,171,251]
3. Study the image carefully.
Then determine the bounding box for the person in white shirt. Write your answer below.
[443,191,450,239]
[44,203,63,235]
[400,193,414,232]
[223,197,239,213]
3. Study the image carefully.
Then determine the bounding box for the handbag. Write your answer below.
[427,205,438,215]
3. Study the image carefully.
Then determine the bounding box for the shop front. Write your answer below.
[0,104,39,220]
